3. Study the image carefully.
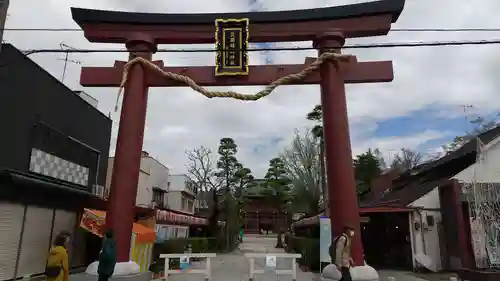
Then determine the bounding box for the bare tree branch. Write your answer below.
[185,146,215,192]
[280,129,322,215]
[391,148,423,171]
[185,146,225,209]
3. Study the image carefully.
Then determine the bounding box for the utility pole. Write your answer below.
[0,0,9,52]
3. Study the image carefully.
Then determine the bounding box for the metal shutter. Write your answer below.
[71,227,87,267]
[0,202,24,281]
[52,209,76,263]
[17,206,53,278]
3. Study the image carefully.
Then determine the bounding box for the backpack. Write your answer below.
[328,235,347,264]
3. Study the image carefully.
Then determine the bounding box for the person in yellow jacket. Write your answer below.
[45,232,70,281]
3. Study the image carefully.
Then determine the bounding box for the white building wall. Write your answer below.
[167,174,196,214]
[407,187,443,272]
[453,139,500,183]
[451,137,500,268]
[105,153,170,208]
[166,191,182,211]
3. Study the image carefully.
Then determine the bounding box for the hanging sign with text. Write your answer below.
[215,18,249,76]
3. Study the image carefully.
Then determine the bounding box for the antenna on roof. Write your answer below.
[459,104,474,122]
[58,42,82,83]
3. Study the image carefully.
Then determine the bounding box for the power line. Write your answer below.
[3,27,500,32]
[22,39,500,55]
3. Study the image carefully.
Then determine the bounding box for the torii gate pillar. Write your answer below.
[106,35,156,262]
[315,32,365,265]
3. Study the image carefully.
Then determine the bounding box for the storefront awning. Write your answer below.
[80,208,156,243]
[156,209,208,225]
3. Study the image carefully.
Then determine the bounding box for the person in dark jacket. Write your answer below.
[98,230,117,281]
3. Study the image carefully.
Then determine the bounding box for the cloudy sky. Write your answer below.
[4,0,500,177]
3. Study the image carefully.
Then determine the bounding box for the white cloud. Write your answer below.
[4,0,500,177]
[353,129,450,161]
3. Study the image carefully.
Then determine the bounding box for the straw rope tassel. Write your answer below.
[114,51,351,112]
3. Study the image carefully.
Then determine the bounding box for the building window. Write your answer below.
[188,200,193,212]
[153,188,165,207]
[181,198,186,210]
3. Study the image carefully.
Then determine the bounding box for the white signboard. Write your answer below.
[320,216,332,263]
[265,255,277,269]
[180,256,190,270]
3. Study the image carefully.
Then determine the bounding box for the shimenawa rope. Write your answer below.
[114,51,352,111]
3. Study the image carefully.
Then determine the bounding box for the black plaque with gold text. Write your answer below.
[215,18,249,76]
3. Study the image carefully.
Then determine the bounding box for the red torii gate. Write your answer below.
[71,0,405,265]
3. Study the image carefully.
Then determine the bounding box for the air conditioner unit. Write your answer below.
[104,187,110,199]
[95,185,105,198]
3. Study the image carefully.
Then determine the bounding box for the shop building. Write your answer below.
[0,44,112,281]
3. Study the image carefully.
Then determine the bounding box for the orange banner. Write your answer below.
[80,209,105,237]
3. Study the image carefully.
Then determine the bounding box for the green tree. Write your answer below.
[306,105,328,215]
[263,157,291,248]
[233,164,254,227]
[353,149,382,196]
[234,165,254,199]
[444,116,498,152]
[215,137,241,250]
[372,148,387,170]
[215,137,240,190]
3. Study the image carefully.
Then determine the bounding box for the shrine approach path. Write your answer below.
[165,234,315,281]
[164,235,433,281]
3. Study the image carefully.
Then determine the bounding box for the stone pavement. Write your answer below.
[163,235,434,281]
[166,235,315,281]
[378,271,431,281]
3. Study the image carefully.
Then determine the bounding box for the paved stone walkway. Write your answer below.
[67,235,439,281]
[164,235,435,281]
[166,235,314,281]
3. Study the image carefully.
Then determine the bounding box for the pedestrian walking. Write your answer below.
[98,230,117,281]
[329,226,355,281]
[239,229,244,242]
[45,232,71,281]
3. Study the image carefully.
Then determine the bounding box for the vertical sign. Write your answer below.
[215,18,249,76]
[319,216,332,263]
[0,0,9,52]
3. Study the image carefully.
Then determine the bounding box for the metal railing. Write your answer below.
[244,253,302,281]
[159,253,216,281]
